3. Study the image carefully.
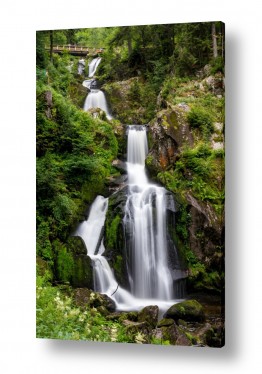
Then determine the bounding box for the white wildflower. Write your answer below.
[135,332,146,344]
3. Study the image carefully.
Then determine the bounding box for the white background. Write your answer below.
[1,0,262,373]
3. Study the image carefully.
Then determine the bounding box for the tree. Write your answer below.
[212,22,218,58]
[49,30,53,63]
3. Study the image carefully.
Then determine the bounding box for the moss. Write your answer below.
[185,332,198,345]
[71,255,93,288]
[164,300,205,322]
[106,214,121,249]
[113,255,123,280]
[169,111,179,129]
[55,240,75,283]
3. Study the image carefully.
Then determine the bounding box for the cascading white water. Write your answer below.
[88,57,101,78]
[73,196,118,295]
[124,125,174,300]
[74,125,182,313]
[83,57,113,120]
[83,89,112,120]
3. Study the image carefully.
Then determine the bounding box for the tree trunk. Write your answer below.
[212,22,218,59]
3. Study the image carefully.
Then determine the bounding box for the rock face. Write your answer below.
[103,78,152,124]
[202,73,224,95]
[186,192,224,260]
[145,93,225,294]
[138,305,159,328]
[66,236,93,289]
[164,300,205,322]
[73,288,116,313]
[146,105,193,174]
[104,186,129,288]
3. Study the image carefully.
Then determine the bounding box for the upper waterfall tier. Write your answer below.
[88,57,101,77]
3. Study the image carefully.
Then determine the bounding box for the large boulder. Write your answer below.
[164,300,205,322]
[202,73,224,95]
[152,324,179,345]
[103,186,129,288]
[71,255,93,289]
[102,78,151,124]
[138,305,159,328]
[146,105,194,175]
[123,320,151,343]
[73,288,116,313]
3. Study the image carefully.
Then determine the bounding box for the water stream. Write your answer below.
[82,56,112,120]
[124,125,174,300]
[74,57,186,313]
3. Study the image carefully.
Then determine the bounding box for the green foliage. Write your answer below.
[210,56,225,75]
[175,203,191,242]
[36,275,133,342]
[106,215,121,249]
[157,141,224,222]
[187,107,214,138]
[36,31,47,69]
[36,51,118,282]
[36,220,53,263]
[151,337,171,345]
[54,240,74,283]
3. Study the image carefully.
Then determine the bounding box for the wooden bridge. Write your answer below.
[45,45,104,57]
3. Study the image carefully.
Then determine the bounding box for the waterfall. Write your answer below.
[78,58,86,75]
[74,125,185,314]
[124,125,174,300]
[88,57,101,78]
[83,89,112,120]
[83,57,113,120]
[74,196,118,296]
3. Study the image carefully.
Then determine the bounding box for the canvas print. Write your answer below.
[36,22,225,347]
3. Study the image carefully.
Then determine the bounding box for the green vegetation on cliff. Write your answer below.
[36,22,225,344]
[36,51,118,282]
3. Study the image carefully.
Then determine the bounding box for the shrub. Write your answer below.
[187,106,214,138]
[210,56,224,75]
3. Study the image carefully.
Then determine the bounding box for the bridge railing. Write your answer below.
[45,45,104,54]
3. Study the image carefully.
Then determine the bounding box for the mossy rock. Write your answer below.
[157,318,175,327]
[152,324,179,345]
[123,320,151,342]
[36,256,53,278]
[73,288,116,313]
[66,236,87,255]
[118,311,139,322]
[138,305,159,328]
[71,255,93,289]
[164,299,205,322]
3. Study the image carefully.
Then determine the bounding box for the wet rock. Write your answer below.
[118,311,139,322]
[138,305,159,328]
[202,73,224,95]
[175,333,192,346]
[194,322,214,346]
[67,236,87,255]
[91,293,116,312]
[103,186,129,288]
[157,318,175,327]
[146,105,193,175]
[152,324,178,345]
[112,159,127,173]
[103,78,148,123]
[73,288,116,312]
[184,192,224,280]
[123,320,151,342]
[205,321,225,347]
[164,300,205,323]
[71,255,93,289]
